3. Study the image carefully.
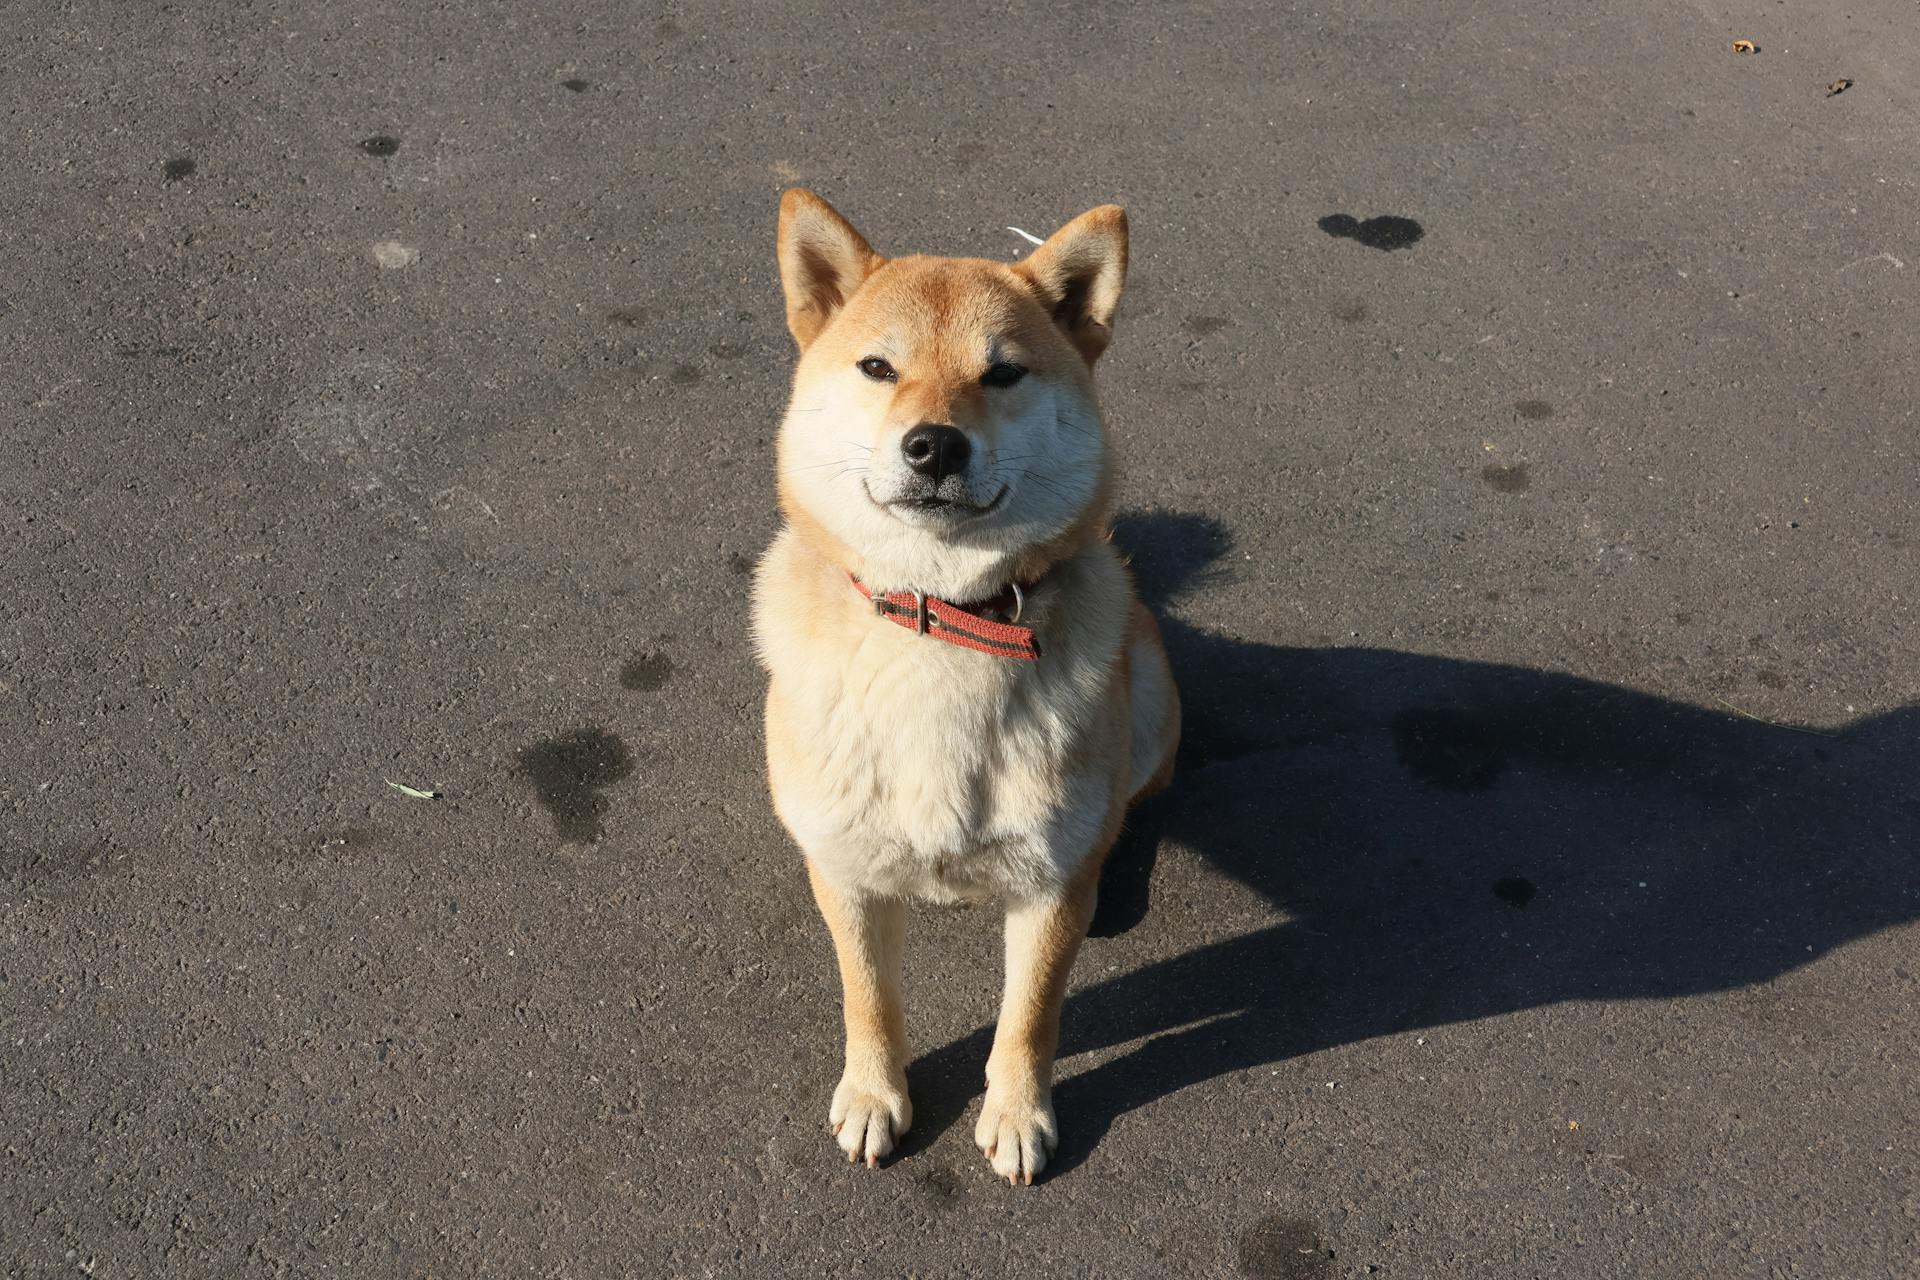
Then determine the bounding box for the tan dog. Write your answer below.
[752,190,1179,1184]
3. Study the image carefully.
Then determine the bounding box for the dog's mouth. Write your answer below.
[869,483,1009,520]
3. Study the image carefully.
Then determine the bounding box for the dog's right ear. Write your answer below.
[777,189,884,350]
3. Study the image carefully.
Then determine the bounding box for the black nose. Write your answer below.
[900,424,971,481]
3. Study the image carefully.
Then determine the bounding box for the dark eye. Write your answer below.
[857,356,897,382]
[981,362,1027,388]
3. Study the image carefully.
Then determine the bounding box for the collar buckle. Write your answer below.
[871,585,932,633]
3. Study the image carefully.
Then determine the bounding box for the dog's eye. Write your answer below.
[856,356,897,382]
[980,362,1027,388]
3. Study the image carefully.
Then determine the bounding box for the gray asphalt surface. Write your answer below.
[5,1,1918,1276]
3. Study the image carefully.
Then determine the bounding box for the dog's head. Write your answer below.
[772,189,1127,599]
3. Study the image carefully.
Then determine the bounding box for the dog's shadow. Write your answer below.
[899,511,1919,1176]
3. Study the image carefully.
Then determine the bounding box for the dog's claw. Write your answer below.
[976,1086,1058,1186]
[828,1073,911,1169]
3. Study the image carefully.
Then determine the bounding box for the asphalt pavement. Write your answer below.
[4,1,1917,1276]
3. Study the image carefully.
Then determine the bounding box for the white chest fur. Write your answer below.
[755,537,1131,903]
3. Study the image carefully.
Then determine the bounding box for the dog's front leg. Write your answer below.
[977,863,1099,1185]
[806,860,911,1167]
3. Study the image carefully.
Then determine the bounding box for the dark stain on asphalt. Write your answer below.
[1185,315,1232,336]
[1237,1215,1333,1279]
[1318,213,1424,251]
[518,728,635,843]
[1515,399,1555,420]
[1335,302,1369,323]
[726,551,755,576]
[15,840,111,884]
[8,840,127,903]
[1621,1145,1667,1182]
[1675,612,1695,626]
[912,1163,966,1208]
[668,363,702,385]
[655,17,682,39]
[619,653,674,692]
[952,141,988,170]
[562,78,591,93]
[1756,670,1787,690]
[1481,463,1531,494]
[1392,707,1509,791]
[162,156,196,183]
[359,135,401,157]
[1494,876,1538,907]
[607,306,648,329]
[707,339,747,360]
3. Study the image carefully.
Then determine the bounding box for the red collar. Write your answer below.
[848,572,1043,660]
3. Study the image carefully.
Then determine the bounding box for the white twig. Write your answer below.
[1839,251,1906,273]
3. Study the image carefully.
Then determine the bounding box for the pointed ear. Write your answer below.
[777,189,884,350]
[1013,205,1128,364]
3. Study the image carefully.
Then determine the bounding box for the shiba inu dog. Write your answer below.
[752,189,1180,1184]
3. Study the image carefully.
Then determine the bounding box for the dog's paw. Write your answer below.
[829,1070,911,1168]
[974,1085,1058,1185]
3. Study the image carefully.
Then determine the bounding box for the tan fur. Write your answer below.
[753,189,1179,1183]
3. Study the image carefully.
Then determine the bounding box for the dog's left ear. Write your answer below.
[777,188,885,350]
[1014,205,1128,364]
